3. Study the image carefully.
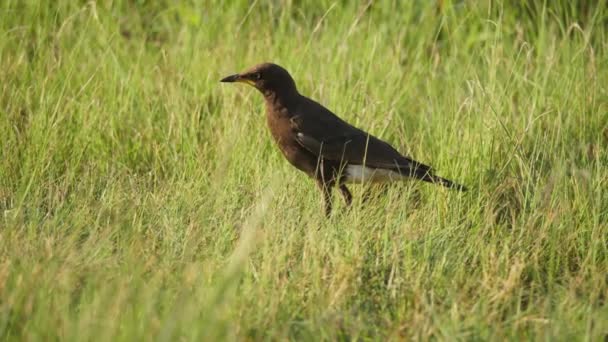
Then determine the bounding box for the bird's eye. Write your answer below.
[252,72,261,80]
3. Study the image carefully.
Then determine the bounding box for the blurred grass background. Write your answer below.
[0,0,607,340]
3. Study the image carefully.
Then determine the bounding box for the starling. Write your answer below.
[221,63,466,216]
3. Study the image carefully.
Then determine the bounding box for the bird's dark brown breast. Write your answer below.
[264,102,318,175]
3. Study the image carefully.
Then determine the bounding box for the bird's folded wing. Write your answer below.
[295,131,433,174]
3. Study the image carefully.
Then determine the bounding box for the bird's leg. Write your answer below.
[338,184,352,206]
[361,183,389,203]
[361,186,374,204]
[316,180,333,217]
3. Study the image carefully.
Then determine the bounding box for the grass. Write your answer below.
[0,0,607,340]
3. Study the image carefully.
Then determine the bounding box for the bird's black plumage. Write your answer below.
[221,63,466,215]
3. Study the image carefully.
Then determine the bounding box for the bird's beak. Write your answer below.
[220,73,256,86]
[220,74,240,83]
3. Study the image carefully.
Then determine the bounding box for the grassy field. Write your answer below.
[1,1,607,340]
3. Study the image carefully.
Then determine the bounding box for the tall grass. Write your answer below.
[0,1,606,340]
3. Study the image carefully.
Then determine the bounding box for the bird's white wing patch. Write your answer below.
[344,165,407,183]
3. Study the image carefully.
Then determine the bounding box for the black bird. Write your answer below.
[221,63,466,216]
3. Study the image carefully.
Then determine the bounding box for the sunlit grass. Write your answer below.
[0,1,606,340]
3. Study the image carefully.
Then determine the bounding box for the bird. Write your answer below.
[221,63,467,216]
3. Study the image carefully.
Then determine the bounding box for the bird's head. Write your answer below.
[220,63,297,97]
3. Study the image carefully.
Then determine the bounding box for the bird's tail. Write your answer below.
[416,171,468,192]
[390,163,468,191]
